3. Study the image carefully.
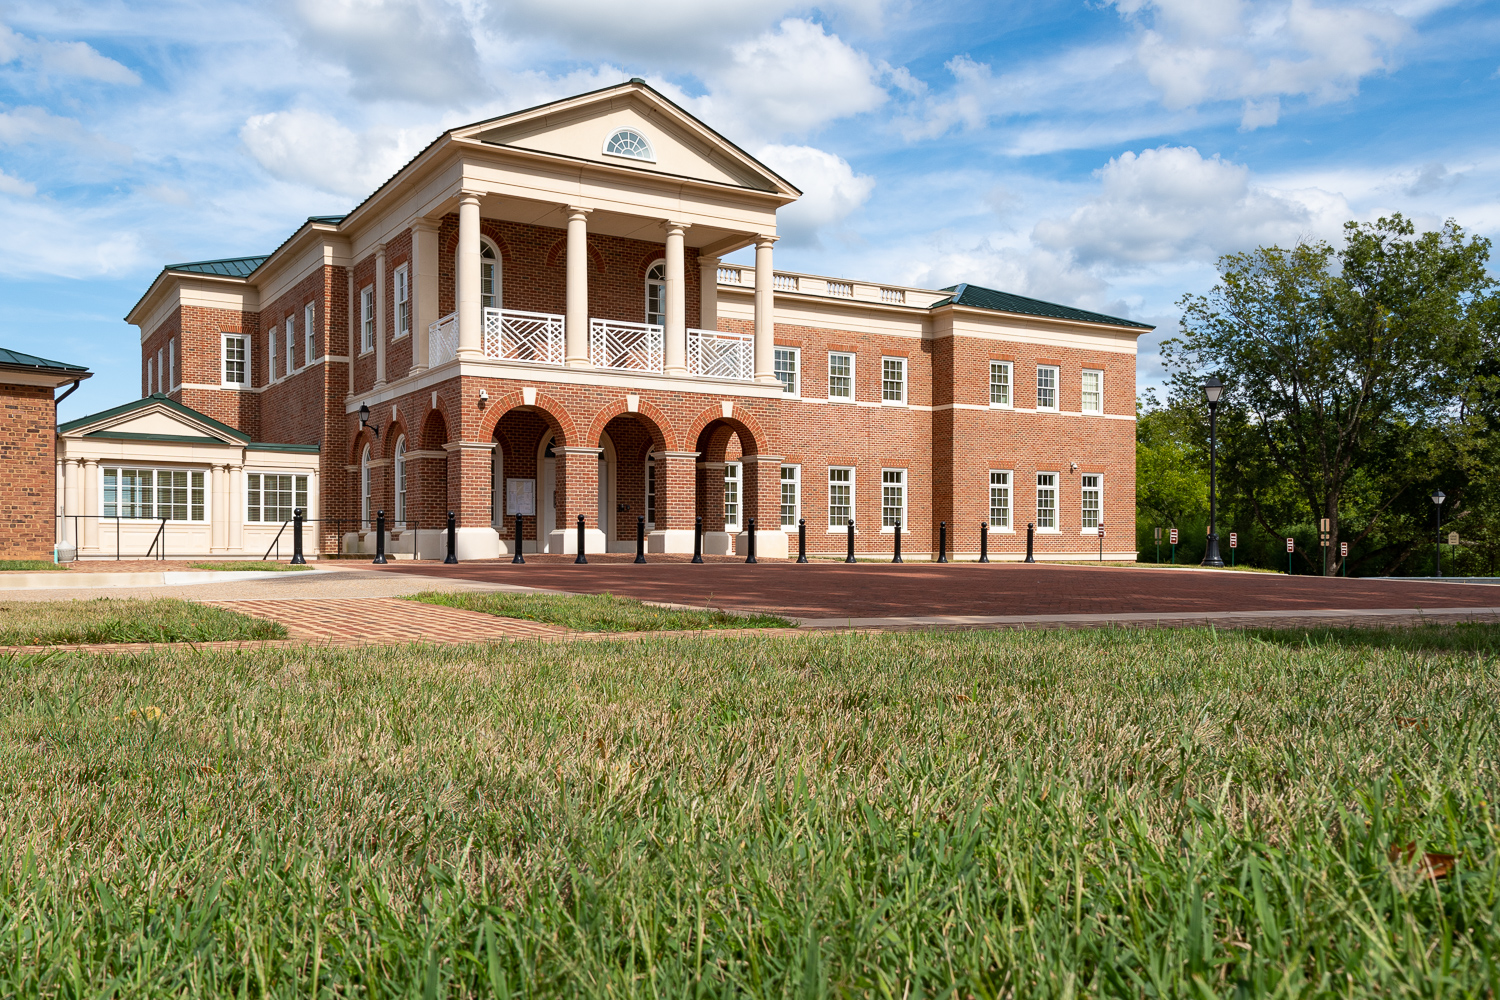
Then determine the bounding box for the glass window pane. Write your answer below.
[247,474,261,522]
[828,468,852,527]
[1037,367,1057,410]
[723,464,740,526]
[881,470,904,527]
[1036,473,1056,529]
[989,471,1010,528]
[774,349,797,394]
[103,469,118,518]
[780,466,798,526]
[990,362,1010,405]
[882,358,904,402]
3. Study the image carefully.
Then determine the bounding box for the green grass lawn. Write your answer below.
[0,597,286,645]
[185,560,314,572]
[1,624,1497,995]
[0,559,67,571]
[408,589,793,630]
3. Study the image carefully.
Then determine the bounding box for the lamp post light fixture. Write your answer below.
[1201,376,1225,567]
[1432,490,1446,578]
[358,402,381,439]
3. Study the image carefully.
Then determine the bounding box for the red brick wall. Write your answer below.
[0,383,56,559]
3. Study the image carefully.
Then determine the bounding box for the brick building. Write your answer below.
[89,79,1148,561]
[1,348,90,561]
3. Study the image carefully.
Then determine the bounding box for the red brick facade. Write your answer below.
[0,382,57,559]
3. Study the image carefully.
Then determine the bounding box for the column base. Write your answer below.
[547,527,607,554]
[452,527,501,560]
[743,528,788,559]
[495,536,541,555]
[703,530,732,556]
[647,528,696,554]
[564,357,592,368]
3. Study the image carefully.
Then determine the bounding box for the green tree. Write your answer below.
[1164,215,1494,575]
[1135,391,1207,530]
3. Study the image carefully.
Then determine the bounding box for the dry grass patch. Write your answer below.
[407,589,792,630]
[0,597,286,645]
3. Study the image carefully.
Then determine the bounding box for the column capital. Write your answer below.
[459,189,483,202]
[653,450,701,460]
[375,242,387,258]
[699,254,721,267]
[755,234,779,248]
[556,446,605,457]
[410,217,440,233]
[665,219,691,233]
[565,204,593,218]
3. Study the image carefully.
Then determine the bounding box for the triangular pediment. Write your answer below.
[59,394,249,445]
[454,83,799,199]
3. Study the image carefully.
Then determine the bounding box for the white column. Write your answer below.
[565,206,592,367]
[753,236,777,384]
[210,464,228,552]
[228,464,244,553]
[410,219,439,373]
[346,268,355,397]
[82,459,99,552]
[61,458,80,548]
[663,221,689,374]
[308,467,320,556]
[456,191,483,360]
[699,255,720,333]
[374,243,388,385]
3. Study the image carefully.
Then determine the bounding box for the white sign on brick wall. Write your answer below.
[506,478,536,516]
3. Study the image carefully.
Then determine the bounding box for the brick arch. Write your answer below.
[350,427,379,464]
[419,407,450,450]
[384,419,410,459]
[441,227,515,266]
[685,403,768,457]
[544,236,607,273]
[635,247,666,279]
[584,398,677,452]
[476,390,577,447]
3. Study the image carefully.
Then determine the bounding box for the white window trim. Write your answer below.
[827,351,855,402]
[269,324,281,383]
[360,286,375,356]
[774,345,801,397]
[879,468,908,533]
[826,466,855,532]
[1080,473,1103,535]
[602,127,656,163]
[723,461,742,532]
[394,264,410,340]
[101,465,210,522]
[221,333,250,389]
[168,338,177,390]
[644,258,666,327]
[989,360,1012,409]
[244,470,309,524]
[304,303,316,365]
[881,356,907,406]
[1036,365,1060,413]
[645,455,657,530]
[1081,368,1104,415]
[394,436,407,525]
[988,469,1014,533]
[360,445,372,527]
[780,463,800,528]
[1035,471,1060,533]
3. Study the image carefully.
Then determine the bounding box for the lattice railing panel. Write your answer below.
[687,329,754,380]
[484,308,564,365]
[428,313,457,368]
[589,319,663,372]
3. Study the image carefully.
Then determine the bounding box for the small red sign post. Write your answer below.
[1228,531,1237,567]
[1097,524,1105,561]
[1340,540,1349,577]
[1286,536,1295,575]
[1169,527,1178,564]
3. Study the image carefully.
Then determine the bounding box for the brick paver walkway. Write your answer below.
[203,598,568,643]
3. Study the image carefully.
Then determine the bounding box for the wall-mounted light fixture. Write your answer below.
[358,401,381,439]
[478,388,489,406]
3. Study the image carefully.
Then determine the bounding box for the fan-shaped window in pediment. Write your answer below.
[604,128,654,162]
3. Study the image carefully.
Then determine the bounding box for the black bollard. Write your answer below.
[575,514,587,564]
[512,512,525,564]
[937,521,946,564]
[373,510,387,564]
[444,511,457,564]
[745,517,757,563]
[845,519,856,563]
[291,508,306,564]
[797,517,808,563]
[979,522,989,563]
[1025,522,1035,563]
[892,519,903,562]
[635,514,647,564]
[692,516,704,563]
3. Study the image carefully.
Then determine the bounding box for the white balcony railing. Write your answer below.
[483,307,564,365]
[718,265,745,284]
[590,319,663,372]
[687,329,753,380]
[428,312,457,367]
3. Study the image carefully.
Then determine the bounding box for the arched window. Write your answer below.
[480,240,499,309]
[393,436,407,524]
[604,128,654,161]
[360,444,372,527]
[645,260,666,326]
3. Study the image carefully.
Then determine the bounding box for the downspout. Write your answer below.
[54,378,81,407]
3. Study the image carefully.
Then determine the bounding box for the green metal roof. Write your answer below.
[931,283,1153,330]
[0,347,90,373]
[306,215,346,226]
[164,255,269,278]
[59,392,251,442]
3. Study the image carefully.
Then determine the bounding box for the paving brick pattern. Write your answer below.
[203,598,568,643]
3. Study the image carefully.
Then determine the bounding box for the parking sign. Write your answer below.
[1286,537,1295,553]
[1169,528,1179,545]
[1340,542,1348,557]
[1229,532,1237,549]
[1097,526,1105,538]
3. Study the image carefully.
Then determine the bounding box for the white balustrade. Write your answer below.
[717,265,744,285]
[687,329,754,380]
[880,287,906,304]
[428,313,457,367]
[483,307,564,365]
[773,273,798,292]
[826,280,853,298]
[589,319,664,372]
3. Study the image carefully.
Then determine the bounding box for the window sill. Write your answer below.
[219,383,252,390]
[989,403,1013,410]
[1036,407,1059,414]
[1035,528,1061,534]
[826,396,855,404]
[393,333,409,341]
[988,527,1014,534]
[880,400,907,407]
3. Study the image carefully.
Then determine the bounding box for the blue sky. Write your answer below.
[1,0,1496,421]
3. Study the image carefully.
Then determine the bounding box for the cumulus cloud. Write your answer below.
[282,0,484,104]
[0,106,132,160]
[0,24,141,85]
[756,144,875,246]
[240,109,427,196]
[1032,145,1347,266]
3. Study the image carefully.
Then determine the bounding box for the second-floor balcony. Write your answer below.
[429,308,753,380]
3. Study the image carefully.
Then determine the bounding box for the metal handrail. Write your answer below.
[144,517,168,560]
[262,519,290,560]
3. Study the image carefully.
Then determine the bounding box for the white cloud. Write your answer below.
[756,144,875,246]
[0,196,145,277]
[0,24,140,85]
[240,109,427,196]
[0,105,132,160]
[1032,145,1347,266]
[0,169,36,196]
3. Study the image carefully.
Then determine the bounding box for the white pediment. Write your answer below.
[62,398,246,445]
[459,87,797,197]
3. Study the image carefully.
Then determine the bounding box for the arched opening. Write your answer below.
[694,419,748,555]
[597,411,668,552]
[492,405,567,554]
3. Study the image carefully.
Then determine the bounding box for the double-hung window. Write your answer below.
[881,357,906,404]
[828,352,853,401]
[1036,365,1058,411]
[990,361,1011,407]
[780,465,800,527]
[103,467,206,521]
[360,287,375,354]
[395,265,410,339]
[268,325,279,380]
[989,471,1011,529]
[828,467,853,528]
[146,357,154,396]
[1081,370,1103,414]
[774,347,799,395]
[246,473,308,523]
[1036,473,1057,530]
[285,316,297,372]
[1081,474,1102,532]
[393,438,407,523]
[223,334,248,386]
[723,463,741,531]
[304,303,316,363]
[157,348,164,391]
[881,469,906,530]
[168,339,176,388]
[645,456,656,528]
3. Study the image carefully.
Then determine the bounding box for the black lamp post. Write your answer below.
[1201,376,1225,567]
[1432,490,1445,578]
